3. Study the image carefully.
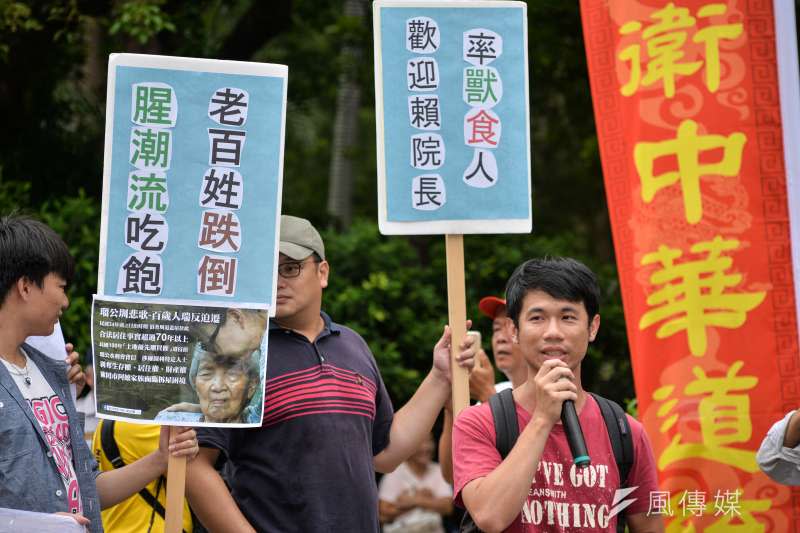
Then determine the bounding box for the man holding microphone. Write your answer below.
[452,257,662,533]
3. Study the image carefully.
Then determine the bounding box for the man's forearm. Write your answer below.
[784,410,800,448]
[439,407,454,483]
[186,452,255,533]
[374,370,450,473]
[96,452,166,509]
[463,417,552,533]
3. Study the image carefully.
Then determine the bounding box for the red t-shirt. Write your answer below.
[453,394,658,532]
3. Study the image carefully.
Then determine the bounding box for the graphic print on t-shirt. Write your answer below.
[29,393,83,515]
[453,394,660,533]
[522,455,618,530]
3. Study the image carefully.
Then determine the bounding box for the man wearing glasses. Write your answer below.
[187,215,476,533]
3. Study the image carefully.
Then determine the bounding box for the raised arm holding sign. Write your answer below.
[95,54,289,531]
[373,0,532,416]
[186,215,476,532]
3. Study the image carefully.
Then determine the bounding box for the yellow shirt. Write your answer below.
[93,421,193,533]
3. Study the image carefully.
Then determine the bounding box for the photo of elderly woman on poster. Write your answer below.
[156,308,267,425]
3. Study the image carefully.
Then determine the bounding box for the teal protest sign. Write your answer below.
[374,0,531,235]
[94,54,286,427]
[98,54,286,308]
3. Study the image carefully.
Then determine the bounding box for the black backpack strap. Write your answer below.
[100,419,126,469]
[99,421,187,533]
[590,393,634,533]
[488,388,519,458]
[590,393,633,484]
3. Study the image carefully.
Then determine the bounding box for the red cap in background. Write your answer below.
[478,296,506,319]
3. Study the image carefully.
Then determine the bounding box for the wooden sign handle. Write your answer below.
[164,426,187,533]
[445,234,469,416]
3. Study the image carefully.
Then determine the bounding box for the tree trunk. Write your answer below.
[81,17,104,99]
[326,0,365,229]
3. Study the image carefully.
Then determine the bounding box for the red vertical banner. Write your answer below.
[581,0,800,530]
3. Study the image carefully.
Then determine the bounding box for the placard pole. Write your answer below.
[164,426,186,533]
[445,234,469,415]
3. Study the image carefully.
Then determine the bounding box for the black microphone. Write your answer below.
[561,399,590,467]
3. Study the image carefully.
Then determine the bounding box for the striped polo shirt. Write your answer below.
[197,312,394,532]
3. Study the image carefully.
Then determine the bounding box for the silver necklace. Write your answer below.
[3,355,31,386]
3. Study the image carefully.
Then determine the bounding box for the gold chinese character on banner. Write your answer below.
[635,119,746,225]
[619,2,743,97]
[639,236,765,356]
[655,361,758,471]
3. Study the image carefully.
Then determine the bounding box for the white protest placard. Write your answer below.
[777,1,800,345]
[0,507,85,533]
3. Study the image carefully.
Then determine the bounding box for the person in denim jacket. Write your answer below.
[0,214,198,532]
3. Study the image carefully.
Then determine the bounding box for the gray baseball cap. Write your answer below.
[279,215,325,260]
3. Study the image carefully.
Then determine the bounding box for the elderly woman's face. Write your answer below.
[195,354,256,422]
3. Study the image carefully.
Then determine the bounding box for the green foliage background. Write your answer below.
[0,0,644,407]
[322,223,631,403]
